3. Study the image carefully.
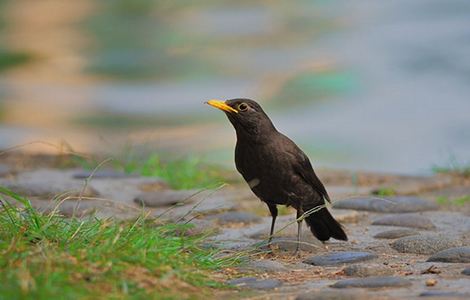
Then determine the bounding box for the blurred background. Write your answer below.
[0,0,469,174]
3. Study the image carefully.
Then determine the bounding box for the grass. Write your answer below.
[371,187,396,197]
[432,157,470,177]
[0,186,236,300]
[435,195,470,206]
[0,49,32,72]
[73,153,229,190]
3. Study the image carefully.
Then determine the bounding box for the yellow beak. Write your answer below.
[205,99,238,113]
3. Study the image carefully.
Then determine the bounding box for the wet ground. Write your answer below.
[1,155,469,299]
[1,0,470,174]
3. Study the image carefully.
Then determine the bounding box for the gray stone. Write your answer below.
[296,290,364,300]
[1,169,98,198]
[73,169,137,179]
[331,276,411,289]
[226,277,282,289]
[304,251,377,266]
[371,214,436,229]
[209,211,261,225]
[244,259,288,273]
[134,190,197,207]
[333,196,438,213]
[420,291,470,297]
[343,264,394,277]
[427,247,470,263]
[391,234,463,255]
[0,164,11,177]
[269,237,323,252]
[463,267,470,275]
[374,229,419,239]
[159,191,237,218]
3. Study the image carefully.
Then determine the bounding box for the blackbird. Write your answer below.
[206,98,347,252]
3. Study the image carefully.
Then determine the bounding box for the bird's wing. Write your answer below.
[286,143,331,203]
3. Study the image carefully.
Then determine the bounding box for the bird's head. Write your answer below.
[206,98,276,142]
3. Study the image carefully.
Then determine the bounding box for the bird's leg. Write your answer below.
[294,208,304,256]
[267,204,278,246]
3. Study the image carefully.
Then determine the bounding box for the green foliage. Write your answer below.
[71,153,228,190]
[435,195,470,206]
[0,187,234,300]
[432,157,470,177]
[122,154,226,189]
[371,187,396,197]
[0,49,32,72]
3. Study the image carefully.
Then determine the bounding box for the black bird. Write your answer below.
[206,98,347,252]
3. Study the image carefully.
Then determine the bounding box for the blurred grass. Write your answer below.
[0,49,32,72]
[436,195,470,206]
[73,153,229,190]
[0,186,235,300]
[432,156,470,177]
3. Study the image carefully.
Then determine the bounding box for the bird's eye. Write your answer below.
[238,103,248,112]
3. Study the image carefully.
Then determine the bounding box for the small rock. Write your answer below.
[373,229,419,239]
[427,247,470,263]
[372,214,436,230]
[73,169,137,179]
[164,191,236,217]
[226,277,282,289]
[425,278,437,286]
[343,264,393,277]
[462,268,470,275]
[331,209,367,224]
[331,276,411,289]
[209,211,261,225]
[296,290,364,300]
[134,190,197,207]
[304,251,377,266]
[243,259,288,273]
[420,291,470,297]
[333,196,438,213]
[391,234,463,255]
[269,237,322,252]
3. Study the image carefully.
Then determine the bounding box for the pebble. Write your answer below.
[373,229,419,239]
[331,276,412,289]
[427,247,470,263]
[134,190,197,207]
[391,234,463,255]
[371,214,436,230]
[462,268,470,276]
[343,264,393,277]
[243,259,288,273]
[209,211,261,225]
[425,279,437,287]
[333,196,438,213]
[226,277,282,289]
[304,251,377,266]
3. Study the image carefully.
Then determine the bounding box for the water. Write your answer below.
[0,0,469,174]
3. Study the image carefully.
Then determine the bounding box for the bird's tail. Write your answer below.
[304,207,348,241]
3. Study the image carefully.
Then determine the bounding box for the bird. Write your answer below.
[206,98,347,253]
